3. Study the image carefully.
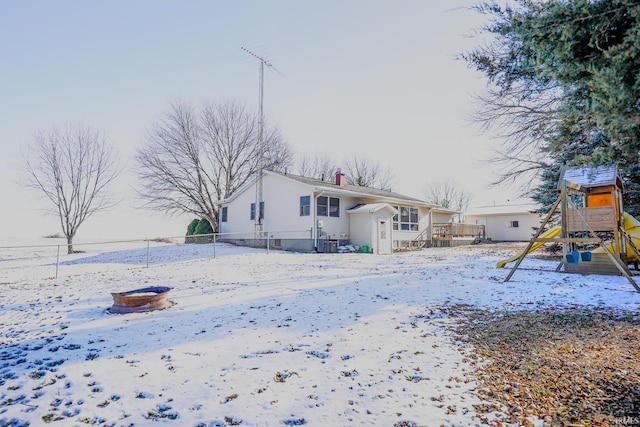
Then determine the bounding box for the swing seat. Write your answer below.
[566,250,580,264]
[581,251,592,262]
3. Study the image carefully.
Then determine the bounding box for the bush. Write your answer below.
[186,219,200,236]
[194,218,213,235]
[186,218,214,244]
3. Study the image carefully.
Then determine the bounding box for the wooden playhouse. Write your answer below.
[503,165,640,292]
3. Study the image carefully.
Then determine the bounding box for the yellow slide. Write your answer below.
[592,212,640,263]
[496,212,640,268]
[496,226,562,268]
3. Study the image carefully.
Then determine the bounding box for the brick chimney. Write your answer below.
[335,169,346,186]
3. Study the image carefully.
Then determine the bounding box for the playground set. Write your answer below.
[498,165,640,293]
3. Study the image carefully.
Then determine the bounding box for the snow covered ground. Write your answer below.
[1,238,639,426]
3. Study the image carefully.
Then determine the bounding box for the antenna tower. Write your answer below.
[241,47,275,243]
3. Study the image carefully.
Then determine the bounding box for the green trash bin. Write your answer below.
[361,245,369,253]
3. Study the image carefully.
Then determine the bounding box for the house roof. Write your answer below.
[224,170,446,209]
[276,171,429,204]
[465,203,540,217]
[558,165,622,189]
[346,203,398,215]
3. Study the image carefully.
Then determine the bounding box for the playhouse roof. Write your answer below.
[558,165,623,190]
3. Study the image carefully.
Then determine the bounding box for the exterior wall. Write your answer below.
[393,232,416,249]
[391,205,435,249]
[391,207,454,249]
[263,175,315,239]
[221,174,357,251]
[220,174,314,242]
[375,214,393,254]
[316,195,356,243]
[220,180,259,241]
[348,213,373,249]
[349,211,394,254]
[466,213,541,241]
[220,172,443,253]
[432,211,455,223]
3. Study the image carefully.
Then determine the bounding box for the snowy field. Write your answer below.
[1,237,639,427]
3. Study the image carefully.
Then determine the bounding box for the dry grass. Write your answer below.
[450,305,640,426]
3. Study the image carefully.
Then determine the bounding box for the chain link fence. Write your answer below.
[0,230,313,283]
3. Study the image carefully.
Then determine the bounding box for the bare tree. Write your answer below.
[295,153,395,189]
[135,99,293,231]
[423,179,472,221]
[295,152,338,181]
[343,155,394,190]
[23,123,119,253]
[471,84,556,192]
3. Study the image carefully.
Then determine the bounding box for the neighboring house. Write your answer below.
[465,203,542,242]
[218,170,455,254]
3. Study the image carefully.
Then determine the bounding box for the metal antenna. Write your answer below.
[241,47,275,243]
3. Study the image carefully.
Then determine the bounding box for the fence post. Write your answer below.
[266,232,270,254]
[55,245,60,279]
[146,239,150,268]
[213,233,217,259]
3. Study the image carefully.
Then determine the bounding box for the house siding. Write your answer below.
[220,181,257,240]
[432,211,454,223]
[317,195,356,243]
[219,170,453,253]
[221,174,314,246]
[466,213,541,241]
[348,208,395,254]
[392,206,446,249]
[348,213,372,249]
[263,175,313,238]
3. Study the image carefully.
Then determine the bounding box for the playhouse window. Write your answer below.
[507,220,519,228]
[221,207,228,222]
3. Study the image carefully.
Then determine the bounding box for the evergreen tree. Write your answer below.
[465,0,640,213]
[194,219,214,235]
[186,219,200,236]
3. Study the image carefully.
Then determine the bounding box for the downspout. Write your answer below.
[314,190,326,251]
[428,208,434,247]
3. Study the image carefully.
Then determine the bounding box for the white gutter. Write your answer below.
[428,207,434,245]
[313,190,326,251]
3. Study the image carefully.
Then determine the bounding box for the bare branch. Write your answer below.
[423,179,473,218]
[23,123,119,253]
[135,99,293,231]
[343,155,395,191]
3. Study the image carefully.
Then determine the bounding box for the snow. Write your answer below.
[1,238,639,426]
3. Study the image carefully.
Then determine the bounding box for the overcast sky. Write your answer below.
[0,1,521,239]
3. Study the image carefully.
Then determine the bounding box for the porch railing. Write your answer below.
[431,223,485,247]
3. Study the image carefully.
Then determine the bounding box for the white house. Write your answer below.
[218,170,455,254]
[465,203,543,242]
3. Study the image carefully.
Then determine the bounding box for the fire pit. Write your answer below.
[110,286,173,314]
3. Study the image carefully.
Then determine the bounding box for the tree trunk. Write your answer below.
[66,235,74,254]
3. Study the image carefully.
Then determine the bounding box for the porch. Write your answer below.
[431,223,486,247]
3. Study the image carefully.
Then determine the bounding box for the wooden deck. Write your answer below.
[432,223,485,247]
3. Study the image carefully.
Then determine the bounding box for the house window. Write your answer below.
[393,206,419,231]
[508,220,519,228]
[330,197,340,217]
[300,196,310,216]
[221,207,228,222]
[250,202,264,220]
[317,196,340,217]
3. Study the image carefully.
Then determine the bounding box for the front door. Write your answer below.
[377,218,391,254]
